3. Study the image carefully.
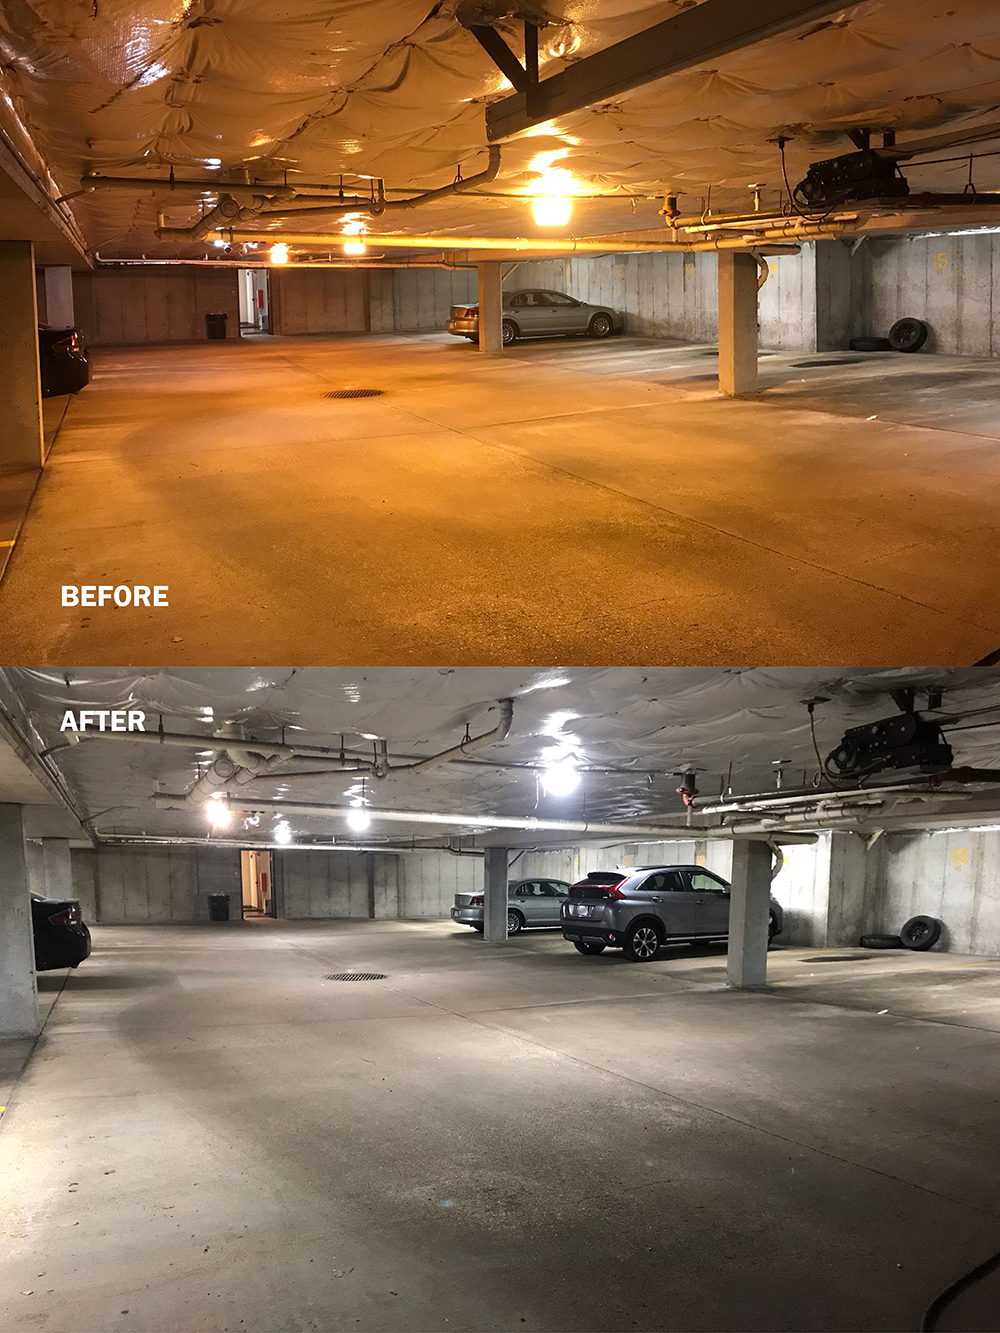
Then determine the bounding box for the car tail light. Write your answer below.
[605,882,627,899]
[48,905,81,925]
[469,895,484,906]
[52,333,80,353]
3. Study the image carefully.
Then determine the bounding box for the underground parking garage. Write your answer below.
[1,666,1000,1332]
[4,2,1000,661]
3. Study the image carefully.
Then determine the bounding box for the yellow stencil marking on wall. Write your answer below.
[951,848,968,869]
[932,252,949,271]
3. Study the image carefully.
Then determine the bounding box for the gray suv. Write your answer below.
[560,865,784,961]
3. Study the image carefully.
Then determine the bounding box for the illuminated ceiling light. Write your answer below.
[541,759,581,797]
[269,242,289,265]
[273,822,293,844]
[212,238,227,249]
[346,808,371,832]
[207,801,231,828]
[343,239,367,256]
[532,195,571,227]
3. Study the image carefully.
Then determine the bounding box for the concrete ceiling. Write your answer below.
[2,0,1000,259]
[3,667,1000,847]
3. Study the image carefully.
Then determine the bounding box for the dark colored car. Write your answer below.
[447,288,624,346]
[561,865,784,962]
[38,326,90,397]
[31,894,92,970]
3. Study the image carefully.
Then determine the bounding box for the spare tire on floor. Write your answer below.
[859,934,904,949]
[888,317,929,352]
[900,915,942,951]
[849,336,892,352]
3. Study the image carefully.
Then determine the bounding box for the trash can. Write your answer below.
[205,312,228,340]
[207,893,230,921]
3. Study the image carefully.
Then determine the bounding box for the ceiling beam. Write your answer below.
[484,0,859,141]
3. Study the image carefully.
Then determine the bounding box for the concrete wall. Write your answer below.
[274,850,399,918]
[867,830,1000,955]
[72,846,241,922]
[73,268,240,346]
[384,268,477,332]
[398,853,479,916]
[865,231,997,356]
[510,244,861,353]
[269,269,368,335]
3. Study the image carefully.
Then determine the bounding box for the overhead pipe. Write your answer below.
[150,794,690,839]
[204,226,840,255]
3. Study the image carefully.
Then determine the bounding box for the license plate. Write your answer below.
[571,904,588,917]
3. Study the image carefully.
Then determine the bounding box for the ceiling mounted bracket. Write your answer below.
[470,20,542,116]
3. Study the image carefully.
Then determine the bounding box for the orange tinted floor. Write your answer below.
[0,332,997,664]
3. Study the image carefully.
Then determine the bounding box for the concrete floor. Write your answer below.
[2,921,999,1333]
[0,333,998,664]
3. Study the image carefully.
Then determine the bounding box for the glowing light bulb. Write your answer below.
[269,243,289,265]
[207,802,231,828]
[532,195,571,227]
[212,238,226,249]
[343,240,366,256]
[541,761,581,797]
[346,808,371,832]
[273,823,292,844]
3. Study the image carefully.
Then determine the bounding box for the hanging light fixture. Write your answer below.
[269,242,289,265]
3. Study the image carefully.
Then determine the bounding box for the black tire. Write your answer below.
[888,317,928,352]
[501,319,519,346]
[900,915,942,951]
[507,909,524,935]
[768,912,780,944]
[573,940,606,955]
[622,921,661,962]
[849,336,892,352]
[588,312,613,339]
[859,933,904,949]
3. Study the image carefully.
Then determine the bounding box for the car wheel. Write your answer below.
[573,940,606,955]
[859,933,904,949]
[622,922,660,962]
[888,317,928,352]
[768,912,780,944]
[502,320,519,345]
[507,909,524,935]
[588,313,613,339]
[900,915,942,951]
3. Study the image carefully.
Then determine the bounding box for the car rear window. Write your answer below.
[568,875,625,900]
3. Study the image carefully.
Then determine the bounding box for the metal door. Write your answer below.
[545,291,586,333]
[686,870,731,935]
[641,870,700,935]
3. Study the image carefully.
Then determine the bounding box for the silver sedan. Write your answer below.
[447,289,624,346]
[451,878,572,934]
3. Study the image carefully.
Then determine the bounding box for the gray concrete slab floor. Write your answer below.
[2,922,999,1332]
[0,334,998,663]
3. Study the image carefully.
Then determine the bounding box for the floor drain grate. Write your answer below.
[324,972,387,981]
[324,388,384,398]
[791,357,867,368]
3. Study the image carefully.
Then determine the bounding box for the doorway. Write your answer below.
[241,849,274,916]
[238,268,270,335]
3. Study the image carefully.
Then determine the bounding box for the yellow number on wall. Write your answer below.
[951,848,968,869]
[932,252,948,272]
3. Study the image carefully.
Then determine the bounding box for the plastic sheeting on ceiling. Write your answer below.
[2,0,1000,257]
[3,666,999,843]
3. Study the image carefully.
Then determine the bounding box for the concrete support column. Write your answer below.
[477,262,504,353]
[717,251,758,396]
[483,846,509,942]
[726,838,772,989]
[0,241,45,470]
[823,832,869,945]
[41,266,75,329]
[41,838,74,901]
[0,804,39,1037]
